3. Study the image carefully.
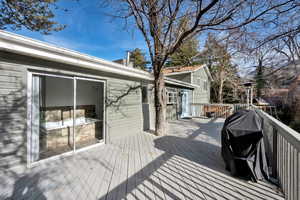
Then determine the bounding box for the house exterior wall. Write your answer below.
[166,73,191,83]
[146,84,193,131]
[106,78,143,140]
[191,68,210,103]
[0,51,143,169]
[0,60,27,170]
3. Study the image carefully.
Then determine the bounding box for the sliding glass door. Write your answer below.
[31,74,75,162]
[30,73,105,163]
[75,78,104,150]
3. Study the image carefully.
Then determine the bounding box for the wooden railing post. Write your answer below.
[272,126,278,179]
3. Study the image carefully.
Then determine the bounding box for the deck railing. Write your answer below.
[190,103,299,199]
[253,107,300,200]
[190,103,238,118]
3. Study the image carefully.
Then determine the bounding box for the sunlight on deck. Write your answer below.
[0,118,284,200]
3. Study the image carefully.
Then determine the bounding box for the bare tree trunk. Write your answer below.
[218,71,224,103]
[154,71,167,136]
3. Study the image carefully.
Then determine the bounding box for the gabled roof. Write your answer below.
[163,64,213,81]
[162,65,204,74]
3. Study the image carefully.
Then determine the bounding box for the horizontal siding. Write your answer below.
[0,53,145,168]
[192,68,210,103]
[0,61,27,170]
[106,78,143,140]
[167,73,191,83]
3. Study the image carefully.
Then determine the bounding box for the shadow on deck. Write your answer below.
[0,118,284,200]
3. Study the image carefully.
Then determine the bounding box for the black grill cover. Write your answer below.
[221,109,270,182]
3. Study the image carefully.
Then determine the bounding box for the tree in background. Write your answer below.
[130,48,149,70]
[0,0,67,34]
[106,0,299,136]
[200,34,240,103]
[166,37,200,67]
[255,59,266,98]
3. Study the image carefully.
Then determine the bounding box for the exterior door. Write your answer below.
[181,90,190,118]
[29,72,106,165]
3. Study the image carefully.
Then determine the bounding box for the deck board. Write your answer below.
[0,118,285,200]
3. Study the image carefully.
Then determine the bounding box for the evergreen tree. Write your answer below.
[130,48,148,70]
[0,0,66,34]
[166,37,200,66]
[255,59,266,98]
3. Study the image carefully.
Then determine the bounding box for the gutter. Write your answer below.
[0,31,153,81]
[0,31,197,90]
[165,77,197,89]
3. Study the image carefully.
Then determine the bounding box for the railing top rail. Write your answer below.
[190,103,236,106]
[255,108,300,150]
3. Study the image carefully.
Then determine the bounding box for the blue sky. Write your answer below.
[8,0,147,61]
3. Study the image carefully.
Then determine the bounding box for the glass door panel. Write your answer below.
[31,75,74,162]
[75,79,104,150]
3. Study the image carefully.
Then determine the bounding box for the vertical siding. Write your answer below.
[106,78,143,141]
[0,62,27,170]
[191,68,210,103]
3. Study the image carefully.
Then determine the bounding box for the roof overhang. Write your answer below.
[165,70,193,76]
[0,31,199,90]
[0,31,153,81]
[164,65,213,82]
[165,77,196,89]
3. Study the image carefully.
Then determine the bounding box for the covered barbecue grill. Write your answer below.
[221,109,270,182]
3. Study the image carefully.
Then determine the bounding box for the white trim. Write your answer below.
[165,71,193,76]
[203,65,213,81]
[26,72,32,168]
[165,77,197,89]
[0,30,152,81]
[73,78,76,152]
[0,31,198,89]
[75,141,105,153]
[30,71,74,79]
[30,151,74,168]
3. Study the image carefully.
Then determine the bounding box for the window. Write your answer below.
[166,88,177,104]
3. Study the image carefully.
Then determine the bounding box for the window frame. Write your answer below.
[166,88,178,104]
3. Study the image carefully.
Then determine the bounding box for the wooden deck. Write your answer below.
[0,118,284,200]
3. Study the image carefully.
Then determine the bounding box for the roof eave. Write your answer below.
[165,77,196,89]
[0,31,153,81]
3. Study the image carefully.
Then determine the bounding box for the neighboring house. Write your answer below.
[163,65,213,104]
[0,31,198,170]
[263,89,289,106]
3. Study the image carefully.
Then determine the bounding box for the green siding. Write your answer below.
[0,62,27,170]
[191,68,210,103]
[106,79,143,140]
[166,73,191,83]
[0,52,144,169]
